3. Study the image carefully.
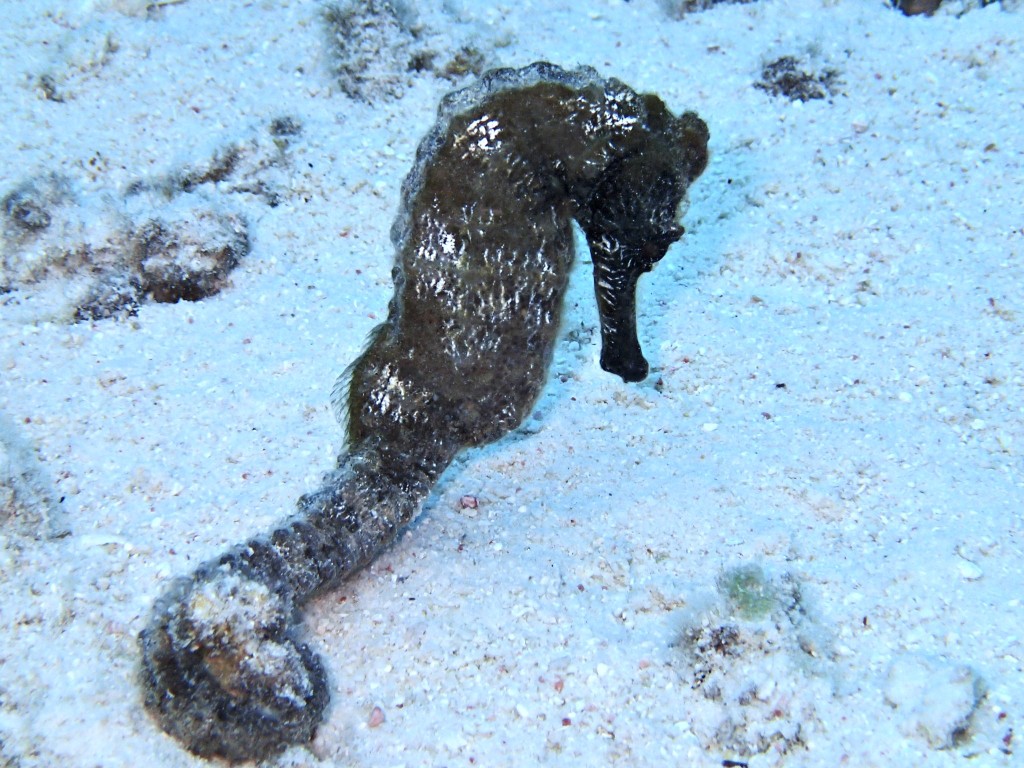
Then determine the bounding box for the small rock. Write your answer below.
[884,654,984,749]
[956,557,983,581]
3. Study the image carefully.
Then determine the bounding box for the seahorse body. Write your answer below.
[139,62,708,762]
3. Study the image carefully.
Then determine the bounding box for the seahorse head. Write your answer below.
[580,103,708,383]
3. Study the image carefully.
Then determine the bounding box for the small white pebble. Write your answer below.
[701,422,718,432]
[970,418,985,430]
[956,559,983,581]
[898,391,913,403]
[757,677,777,700]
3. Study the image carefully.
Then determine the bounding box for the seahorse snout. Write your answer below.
[592,257,650,383]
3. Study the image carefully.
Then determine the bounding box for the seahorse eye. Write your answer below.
[639,226,684,270]
[640,241,664,268]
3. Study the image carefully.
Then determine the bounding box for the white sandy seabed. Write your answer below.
[1,0,1022,766]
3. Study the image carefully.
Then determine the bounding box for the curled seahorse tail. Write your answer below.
[138,441,451,762]
[138,576,328,763]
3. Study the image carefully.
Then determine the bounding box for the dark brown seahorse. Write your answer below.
[139,62,708,762]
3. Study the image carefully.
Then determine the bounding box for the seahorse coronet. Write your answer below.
[139,61,708,762]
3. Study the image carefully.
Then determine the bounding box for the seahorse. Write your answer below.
[138,62,708,762]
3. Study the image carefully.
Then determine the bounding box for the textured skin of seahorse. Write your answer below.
[138,62,708,762]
